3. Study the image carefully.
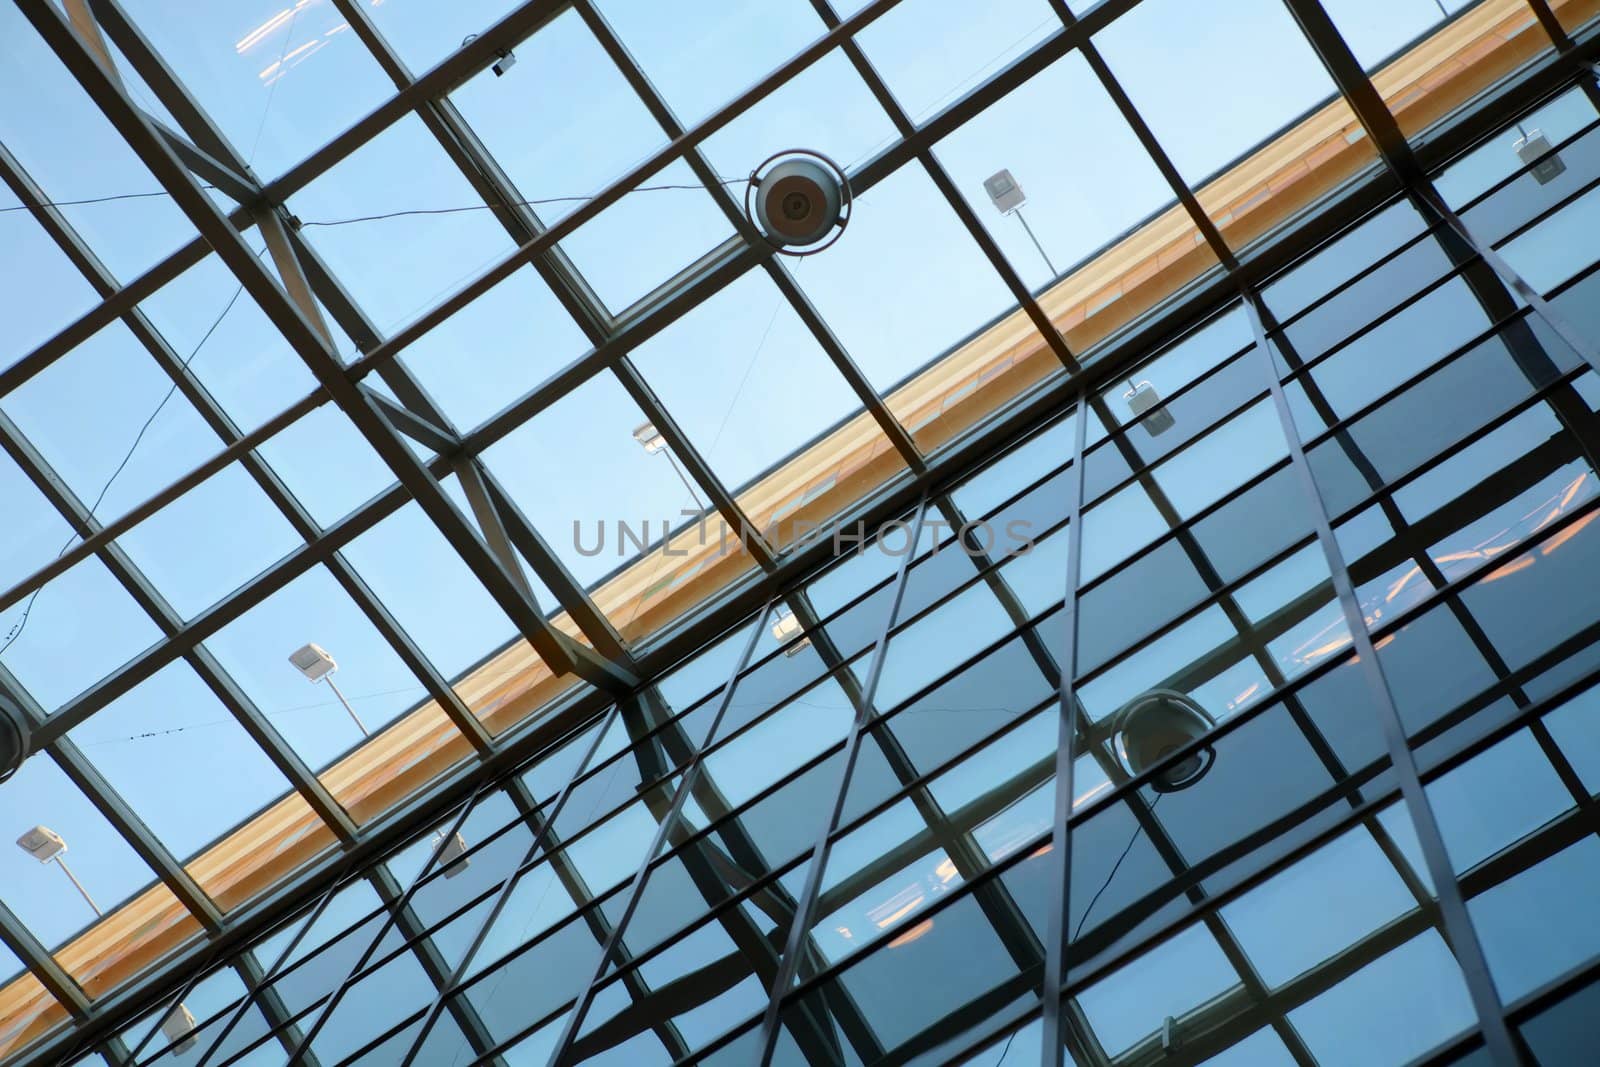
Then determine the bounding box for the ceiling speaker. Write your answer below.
[745,149,851,256]
[1112,689,1216,793]
[1,692,31,784]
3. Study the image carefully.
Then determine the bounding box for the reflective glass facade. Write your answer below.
[3,0,1600,1065]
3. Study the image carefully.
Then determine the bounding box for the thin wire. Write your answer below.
[295,180,744,228]
[0,262,255,661]
[2,180,746,223]
[1070,793,1162,943]
[994,1026,1018,1065]
[0,189,195,213]
[247,7,302,166]
[704,271,794,461]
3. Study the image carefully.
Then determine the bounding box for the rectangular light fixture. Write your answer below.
[288,643,338,682]
[1124,381,1175,436]
[1514,128,1566,185]
[433,830,471,878]
[632,421,667,454]
[984,168,1026,214]
[160,1003,197,1054]
[16,825,65,863]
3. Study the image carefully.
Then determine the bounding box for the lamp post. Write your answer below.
[15,825,99,915]
[288,643,368,736]
[983,168,1057,277]
[633,421,707,512]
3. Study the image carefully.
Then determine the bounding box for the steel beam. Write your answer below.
[1241,284,1521,1065]
[0,900,91,1018]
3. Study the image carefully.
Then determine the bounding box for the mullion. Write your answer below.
[399,614,770,1065]
[278,784,488,1061]
[1066,316,1597,695]
[487,593,1600,1067]
[12,14,1600,1067]
[750,499,930,1064]
[538,603,776,1064]
[1242,261,1521,1064]
[1074,268,1596,621]
[386,697,624,1064]
[604,451,1580,991]
[325,701,743,974]
[189,862,361,1066]
[572,0,929,479]
[1042,391,1091,1066]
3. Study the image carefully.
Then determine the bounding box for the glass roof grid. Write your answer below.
[0,130,403,981]
[113,0,397,183]
[0,164,121,375]
[0,5,199,283]
[65,3,623,763]
[815,7,1090,388]
[285,113,521,340]
[6,0,1593,1055]
[574,4,934,570]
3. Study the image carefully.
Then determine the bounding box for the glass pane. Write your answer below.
[69,660,296,862]
[0,5,195,278]
[117,0,394,180]
[595,0,825,127]
[289,114,518,337]
[1287,931,1477,1065]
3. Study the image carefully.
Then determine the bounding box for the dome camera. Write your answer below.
[1112,689,1216,793]
[744,149,851,256]
[1,690,30,784]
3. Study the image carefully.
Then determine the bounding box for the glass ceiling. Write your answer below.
[0,0,1593,1059]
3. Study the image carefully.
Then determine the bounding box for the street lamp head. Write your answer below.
[289,643,338,683]
[632,422,667,455]
[984,168,1026,215]
[432,829,471,878]
[16,825,66,863]
[160,1002,198,1054]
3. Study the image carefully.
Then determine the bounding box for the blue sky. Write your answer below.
[1,0,1594,1061]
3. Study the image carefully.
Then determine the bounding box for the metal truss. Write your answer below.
[5,0,1600,1064]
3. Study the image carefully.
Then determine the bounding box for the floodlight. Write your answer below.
[288,643,338,682]
[288,644,368,736]
[632,422,667,454]
[983,169,1026,215]
[0,690,29,783]
[1123,380,1175,437]
[1112,690,1216,793]
[1514,128,1566,185]
[461,33,516,78]
[15,826,100,914]
[16,825,65,863]
[984,166,1056,275]
[633,423,706,510]
[433,829,471,878]
[160,1002,198,1054]
[771,606,811,657]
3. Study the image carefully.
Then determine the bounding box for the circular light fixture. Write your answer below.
[0,691,30,785]
[1111,689,1216,793]
[744,149,851,256]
